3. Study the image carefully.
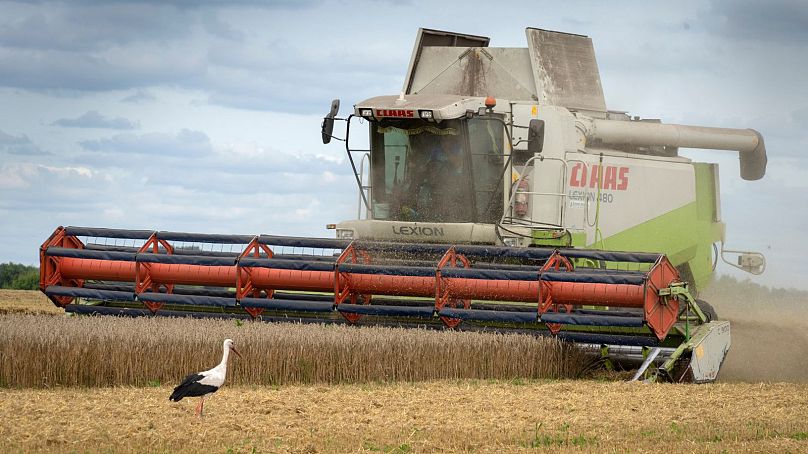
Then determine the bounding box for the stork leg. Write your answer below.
[195,396,205,417]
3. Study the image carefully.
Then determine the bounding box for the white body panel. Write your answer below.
[561,152,695,244]
[507,104,697,245]
[338,219,497,243]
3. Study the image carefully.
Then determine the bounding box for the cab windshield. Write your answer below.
[369,117,504,223]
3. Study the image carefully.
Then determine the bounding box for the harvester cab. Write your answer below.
[39,27,768,384]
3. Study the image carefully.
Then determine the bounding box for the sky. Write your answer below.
[0,0,806,290]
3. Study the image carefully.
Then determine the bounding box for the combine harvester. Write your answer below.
[39,28,767,383]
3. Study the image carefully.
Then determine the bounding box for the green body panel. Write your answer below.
[531,230,583,247]
[584,163,723,290]
[529,163,723,291]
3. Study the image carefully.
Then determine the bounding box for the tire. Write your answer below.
[676,264,698,297]
[695,299,718,322]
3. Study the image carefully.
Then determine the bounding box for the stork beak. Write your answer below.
[230,346,242,359]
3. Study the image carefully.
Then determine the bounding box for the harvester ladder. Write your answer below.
[357,152,371,219]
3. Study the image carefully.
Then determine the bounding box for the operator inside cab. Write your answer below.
[370,117,504,224]
[397,130,469,222]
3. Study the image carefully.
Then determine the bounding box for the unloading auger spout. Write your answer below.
[578,118,767,181]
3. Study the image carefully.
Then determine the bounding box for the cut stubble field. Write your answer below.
[3,289,808,452]
[2,381,808,452]
[0,289,63,315]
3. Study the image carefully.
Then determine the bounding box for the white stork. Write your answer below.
[169,338,242,416]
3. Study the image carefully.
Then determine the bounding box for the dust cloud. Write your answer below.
[701,276,808,383]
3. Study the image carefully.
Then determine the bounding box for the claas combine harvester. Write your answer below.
[39,28,767,383]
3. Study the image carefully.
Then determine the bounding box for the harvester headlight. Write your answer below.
[502,237,518,247]
[359,108,374,118]
[336,229,354,240]
[418,109,434,119]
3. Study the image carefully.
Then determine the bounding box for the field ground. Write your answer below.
[3,289,808,452]
[0,289,63,315]
[2,381,808,453]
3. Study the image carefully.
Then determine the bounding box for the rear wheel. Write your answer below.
[695,299,718,322]
[676,264,698,297]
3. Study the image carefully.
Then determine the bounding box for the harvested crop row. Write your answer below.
[2,381,808,453]
[0,313,592,388]
[0,289,62,315]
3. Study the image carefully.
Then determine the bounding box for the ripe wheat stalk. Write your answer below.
[0,314,593,387]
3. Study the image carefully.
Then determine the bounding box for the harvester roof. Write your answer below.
[354,94,485,122]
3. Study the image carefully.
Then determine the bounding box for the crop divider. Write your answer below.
[135,233,175,313]
[436,246,471,329]
[236,236,276,319]
[334,242,372,323]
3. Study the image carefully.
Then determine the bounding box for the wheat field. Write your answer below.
[0,309,592,388]
[3,290,808,453]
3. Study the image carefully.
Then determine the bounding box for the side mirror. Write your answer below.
[527,119,545,154]
[720,247,766,275]
[321,99,340,144]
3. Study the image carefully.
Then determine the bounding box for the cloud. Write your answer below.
[0,3,194,52]
[52,111,139,130]
[76,135,355,196]
[792,108,808,124]
[199,40,404,113]
[708,0,808,43]
[0,129,48,155]
[80,129,213,156]
[0,145,356,266]
[0,45,207,91]
[58,0,319,9]
[121,89,156,103]
[0,162,94,193]
[199,10,244,42]
[765,158,808,190]
[0,2,403,113]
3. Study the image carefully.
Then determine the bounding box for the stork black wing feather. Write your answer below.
[177,373,204,388]
[169,373,205,401]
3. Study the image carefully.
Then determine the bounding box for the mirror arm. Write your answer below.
[321,117,349,142]
[343,114,371,211]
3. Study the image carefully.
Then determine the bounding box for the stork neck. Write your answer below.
[218,346,230,368]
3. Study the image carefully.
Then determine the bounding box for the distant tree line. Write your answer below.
[707,274,807,299]
[0,263,39,290]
